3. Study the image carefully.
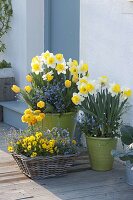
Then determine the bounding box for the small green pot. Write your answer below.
[86,137,117,171]
[39,112,77,138]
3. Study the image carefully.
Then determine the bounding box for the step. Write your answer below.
[0,101,28,129]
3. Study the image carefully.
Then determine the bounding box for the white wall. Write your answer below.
[0,0,44,87]
[80,0,133,124]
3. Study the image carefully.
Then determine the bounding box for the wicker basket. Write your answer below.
[12,153,75,179]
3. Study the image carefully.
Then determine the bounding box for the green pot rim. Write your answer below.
[45,112,77,116]
[86,136,117,141]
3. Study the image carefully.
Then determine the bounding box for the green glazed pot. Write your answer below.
[39,112,77,138]
[86,137,117,171]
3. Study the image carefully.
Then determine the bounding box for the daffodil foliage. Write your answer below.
[73,76,132,138]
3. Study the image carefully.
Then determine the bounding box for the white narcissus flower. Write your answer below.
[31,56,43,75]
[77,76,89,87]
[41,50,50,64]
[46,53,56,68]
[55,53,65,64]
[98,76,109,86]
[78,60,89,75]
[55,62,68,74]
[71,93,84,105]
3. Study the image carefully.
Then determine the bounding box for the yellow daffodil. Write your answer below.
[122,88,132,98]
[55,53,64,63]
[24,85,32,93]
[41,50,50,62]
[87,82,95,93]
[69,65,78,75]
[109,83,121,96]
[26,75,32,82]
[71,93,84,105]
[77,76,88,86]
[79,84,88,97]
[78,62,89,74]
[37,101,45,108]
[42,71,54,82]
[72,74,79,83]
[55,63,68,74]
[11,85,20,93]
[32,62,43,75]
[67,58,78,67]
[47,55,56,68]
[65,80,71,88]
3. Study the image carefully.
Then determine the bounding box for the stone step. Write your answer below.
[0,101,27,129]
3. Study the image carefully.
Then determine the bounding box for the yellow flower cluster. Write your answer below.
[21,108,45,126]
[8,132,58,157]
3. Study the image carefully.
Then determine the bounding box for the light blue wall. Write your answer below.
[44,0,80,60]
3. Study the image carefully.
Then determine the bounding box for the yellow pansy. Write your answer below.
[11,85,20,93]
[123,88,132,98]
[27,145,31,151]
[31,152,37,158]
[26,75,32,82]
[29,135,35,142]
[71,93,84,105]
[37,101,45,108]
[8,146,14,153]
[65,80,71,88]
[24,85,32,93]
[35,132,43,139]
[33,141,37,146]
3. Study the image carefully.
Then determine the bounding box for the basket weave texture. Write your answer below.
[12,153,75,179]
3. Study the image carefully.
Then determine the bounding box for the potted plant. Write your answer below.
[7,127,78,179]
[72,75,132,171]
[11,51,89,137]
[0,60,15,101]
[112,125,133,185]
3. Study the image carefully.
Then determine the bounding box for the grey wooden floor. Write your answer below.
[0,123,133,200]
